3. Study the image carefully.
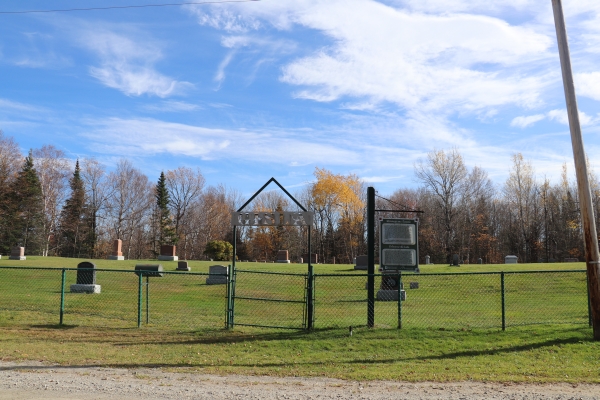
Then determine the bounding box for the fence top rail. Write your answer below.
[314,270,586,277]
[235,269,307,277]
[0,265,586,276]
[0,266,223,276]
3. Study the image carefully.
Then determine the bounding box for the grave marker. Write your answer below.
[9,246,25,260]
[206,265,228,285]
[354,255,368,270]
[70,262,101,294]
[107,239,124,260]
[276,250,290,263]
[158,245,178,261]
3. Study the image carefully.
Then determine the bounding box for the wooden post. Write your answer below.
[552,0,600,339]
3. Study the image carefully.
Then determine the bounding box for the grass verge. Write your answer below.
[1,323,598,383]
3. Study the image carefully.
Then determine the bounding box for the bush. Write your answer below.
[203,240,233,261]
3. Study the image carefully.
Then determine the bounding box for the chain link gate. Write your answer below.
[227,267,313,330]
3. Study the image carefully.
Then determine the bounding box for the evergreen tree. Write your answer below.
[59,160,88,257]
[4,150,44,254]
[155,172,177,252]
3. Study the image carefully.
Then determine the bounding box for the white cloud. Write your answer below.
[512,109,597,128]
[194,0,553,115]
[575,72,600,101]
[83,118,359,166]
[80,29,192,97]
[143,101,202,113]
[511,114,546,128]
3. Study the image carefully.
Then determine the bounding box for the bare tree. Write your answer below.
[415,148,468,263]
[81,158,112,258]
[165,167,205,257]
[105,159,152,259]
[503,153,541,262]
[33,145,70,256]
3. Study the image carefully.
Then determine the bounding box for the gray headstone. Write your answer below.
[452,254,460,266]
[477,258,482,264]
[409,282,419,289]
[425,255,430,265]
[176,260,191,271]
[206,265,228,285]
[354,255,368,270]
[505,255,518,264]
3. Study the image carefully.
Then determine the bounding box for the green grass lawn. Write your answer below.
[0,257,596,382]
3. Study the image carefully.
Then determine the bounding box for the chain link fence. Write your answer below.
[0,267,591,331]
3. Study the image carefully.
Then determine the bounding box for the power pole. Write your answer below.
[552,0,600,339]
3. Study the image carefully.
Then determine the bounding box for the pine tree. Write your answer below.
[59,160,88,257]
[155,172,177,253]
[4,150,44,254]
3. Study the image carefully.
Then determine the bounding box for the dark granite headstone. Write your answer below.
[77,261,97,285]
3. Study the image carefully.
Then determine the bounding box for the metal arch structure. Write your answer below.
[228,177,315,330]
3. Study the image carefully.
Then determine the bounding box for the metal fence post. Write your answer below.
[501,272,506,331]
[59,269,66,325]
[226,264,232,329]
[137,272,143,328]
[230,265,237,328]
[146,276,150,324]
[397,272,402,329]
[307,265,314,331]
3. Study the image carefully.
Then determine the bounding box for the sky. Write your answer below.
[1,0,600,198]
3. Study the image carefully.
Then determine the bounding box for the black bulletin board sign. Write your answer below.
[379,218,419,272]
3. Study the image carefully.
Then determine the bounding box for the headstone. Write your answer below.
[505,255,518,264]
[298,257,303,263]
[70,261,101,294]
[107,239,124,260]
[135,264,164,277]
[176,260,191,271]
[158,245,178,261]
[9,246,26,261]
[409,282,419,289]
[425,255,430,265]
[8,246,27,260]
[477,258,483,264]
[354,255,368,270]
[206,265,228,285]
[377,273,406,301]
[452,254,460,266]
[303,253,318,264]
[276,250,290,263]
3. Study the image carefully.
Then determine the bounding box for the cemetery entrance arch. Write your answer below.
[228,178,315,330]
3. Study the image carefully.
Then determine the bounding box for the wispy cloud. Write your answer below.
[82,118,358,166]
[143,100,202,113]
[79,29,192,97]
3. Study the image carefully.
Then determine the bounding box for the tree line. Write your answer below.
[0,130,595,264]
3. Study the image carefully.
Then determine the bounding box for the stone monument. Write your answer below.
[158,245,178,261]
[176,260,191,271]
[70,261,101,294]
[107,239,124,260]
[354,255,368,270]
[9,247,26,260]
[376,273,406,301]
[276,250,290,263]
[206,265,228,285]
[505,255,518,264]
[425,255,430,265]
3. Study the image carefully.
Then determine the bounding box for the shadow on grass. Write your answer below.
[0,334,591,372]
[30,324,79,330]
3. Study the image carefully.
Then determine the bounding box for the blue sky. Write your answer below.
[1,0,600,197]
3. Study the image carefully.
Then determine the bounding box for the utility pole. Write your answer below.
[552,0,600,339]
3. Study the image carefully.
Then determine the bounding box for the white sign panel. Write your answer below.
[231,211,314,227]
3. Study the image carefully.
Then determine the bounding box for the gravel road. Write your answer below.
[1,361,599,399]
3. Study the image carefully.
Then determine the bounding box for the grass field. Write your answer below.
[0,257,597,382]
